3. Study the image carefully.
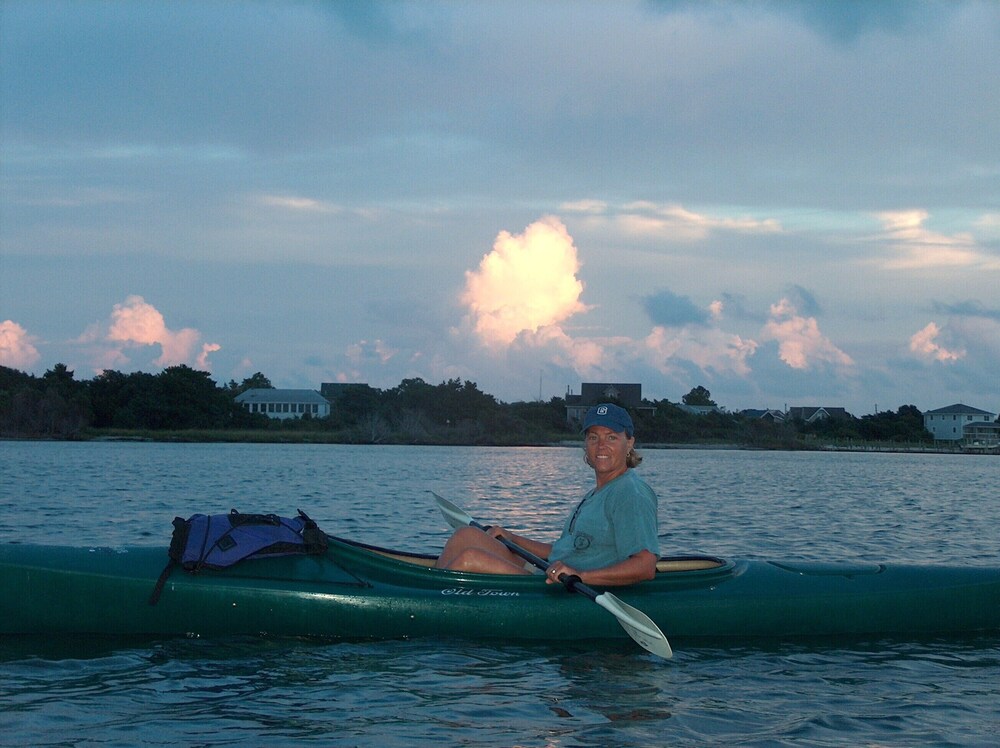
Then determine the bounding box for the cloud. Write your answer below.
[762,298,854,370]
[461,216,589,347]
[875,210,999,270]
[930,299,1000,322]
[785,284,822,317]
[82,295,220,372]
[512,325,610,374]
[0,320,41,370]
[613,202,782,241]
[256,193,380,220]
[260,194,347,214]
[909,322,966,363]
[196,343,222,369]
[346,339,397,366]
[716,292,767,324]
[642,289,711,327]
[975,212,1000,237]
[644,325,758,378]
[560,200,782,241]
[559,199,608,214]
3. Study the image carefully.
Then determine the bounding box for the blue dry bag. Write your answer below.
[148,509,328,605]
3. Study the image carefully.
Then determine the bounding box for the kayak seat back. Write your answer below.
[656,556,726,573]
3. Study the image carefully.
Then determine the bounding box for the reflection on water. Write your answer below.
[3,634,998,746]
[1,442,998,746]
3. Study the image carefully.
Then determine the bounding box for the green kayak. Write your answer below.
[1,536,998,642]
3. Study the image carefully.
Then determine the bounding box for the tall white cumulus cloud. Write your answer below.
[462,217,589,347]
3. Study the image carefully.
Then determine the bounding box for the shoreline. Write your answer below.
[4,432,987,455]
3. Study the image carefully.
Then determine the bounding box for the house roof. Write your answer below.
[787,406,850,420]
[923,403,996,417]
[234,388,330,404]
[741,409,785,420]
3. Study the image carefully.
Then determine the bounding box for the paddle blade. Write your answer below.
[432,491,476,530]
[595,592,673,659]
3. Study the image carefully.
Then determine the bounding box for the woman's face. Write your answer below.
[584,425,635,484]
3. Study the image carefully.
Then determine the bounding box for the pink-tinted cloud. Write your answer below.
[0,320,41,370]
[462,217,589,346]
[196,343,222,369]
[762,299,853,371]
[908,322,966,363]
[85,295,220,372]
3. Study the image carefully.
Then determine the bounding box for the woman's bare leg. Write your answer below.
[435,526,531,574]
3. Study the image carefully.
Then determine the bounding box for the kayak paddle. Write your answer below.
[432,491,673,659]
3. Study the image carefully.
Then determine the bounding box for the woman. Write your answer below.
[434,403,659,586]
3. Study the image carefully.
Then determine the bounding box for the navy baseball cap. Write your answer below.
[582,403,634,437]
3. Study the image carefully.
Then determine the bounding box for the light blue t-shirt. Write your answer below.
[548,470,659,571]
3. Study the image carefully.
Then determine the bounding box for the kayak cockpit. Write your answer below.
[334,536,729,576]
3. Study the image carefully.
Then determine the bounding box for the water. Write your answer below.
[1,442,998,746]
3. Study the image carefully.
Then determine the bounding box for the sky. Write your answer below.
[2,0,998,416]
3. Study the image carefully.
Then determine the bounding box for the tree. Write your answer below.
[682,386,716,406]
[224,372,274,396]
[157,365,230,429]
[88,369,130,428]
[328,384,384,429]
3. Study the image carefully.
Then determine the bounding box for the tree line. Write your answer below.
[0,363,934,447]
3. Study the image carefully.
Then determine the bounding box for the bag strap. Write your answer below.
[147,558,176,605]
[148,516,190,605]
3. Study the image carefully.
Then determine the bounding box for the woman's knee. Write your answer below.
[453,526,484,543]
[449,547,527,575]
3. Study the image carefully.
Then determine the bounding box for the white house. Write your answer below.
[235,388,331,420]
[923,403,997,442]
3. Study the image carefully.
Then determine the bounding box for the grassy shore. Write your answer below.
[73,428,972,454]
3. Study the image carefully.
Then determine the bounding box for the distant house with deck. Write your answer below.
[961,421,1000,452]
[923,403,997,442]
[235,388,331,420]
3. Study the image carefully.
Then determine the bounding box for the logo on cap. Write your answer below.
[597,405,608,415]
